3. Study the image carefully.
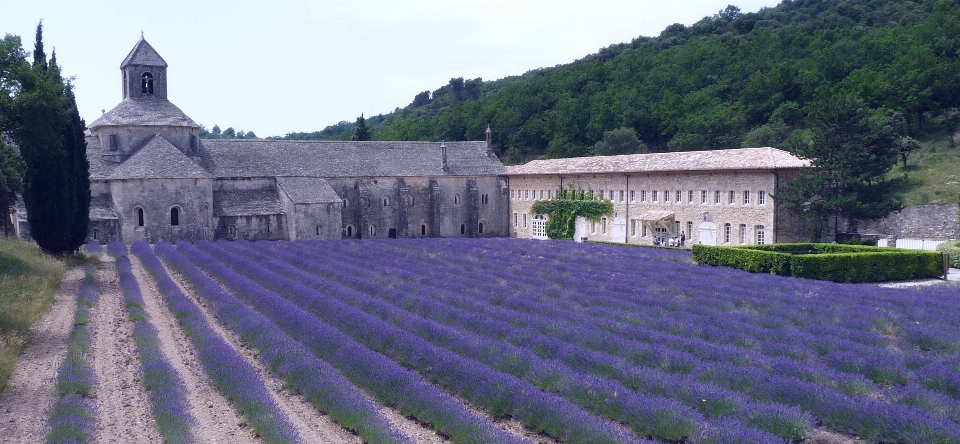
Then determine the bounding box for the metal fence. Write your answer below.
[876,238,948,251]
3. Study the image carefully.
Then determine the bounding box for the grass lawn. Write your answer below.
[890,119,960,206]
[0,238,66,394]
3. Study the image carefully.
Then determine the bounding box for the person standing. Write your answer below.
[680,231,686,247]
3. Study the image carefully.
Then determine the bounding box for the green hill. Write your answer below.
[295,0,960,206]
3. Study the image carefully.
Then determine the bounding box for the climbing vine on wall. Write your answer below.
[531,187,613,240]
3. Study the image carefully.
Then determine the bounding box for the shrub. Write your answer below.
[936,240,960,268]
[694,243,944,283]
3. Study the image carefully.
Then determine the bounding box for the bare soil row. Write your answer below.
[0,253,544,443]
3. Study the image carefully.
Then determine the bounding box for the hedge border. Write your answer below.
[692,243,945,283]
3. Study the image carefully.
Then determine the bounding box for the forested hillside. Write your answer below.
[302,0,960,167]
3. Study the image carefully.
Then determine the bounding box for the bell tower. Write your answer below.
[120,36,168,101]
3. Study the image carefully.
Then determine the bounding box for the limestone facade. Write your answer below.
[506,148,809,246]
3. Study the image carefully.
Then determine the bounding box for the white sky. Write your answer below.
[2,0,781,137]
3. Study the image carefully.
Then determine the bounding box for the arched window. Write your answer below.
[454,194,460,206]
[369,225,376,237]
[93,229,99,240]
[478,222,485,234]
[170,207,180,226]
[141,72,154,95]
[421,224,426,236]
[316,225,321,235]
[343,198,349,208]
[135,207,145,228]
[408,195,415,206]
[383,196,390,206]
[228,224,237,238]
[346,225,353,238]
[460,223,466,235]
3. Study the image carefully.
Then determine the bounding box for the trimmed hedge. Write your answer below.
[692,243,944,283]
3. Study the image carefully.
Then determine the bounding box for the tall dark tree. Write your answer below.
[12,22,89,254]
[353,114,370,141]
[776,96,900,240]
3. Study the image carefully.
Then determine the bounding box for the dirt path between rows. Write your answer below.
[157,258,360,444]
[129,254,261,444]
[91,261,162,443]
[0,267,84,443]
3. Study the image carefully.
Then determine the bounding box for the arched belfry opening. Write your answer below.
[141,72,154,95]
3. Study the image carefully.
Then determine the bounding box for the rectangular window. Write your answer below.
[109,134,119,151]
[729,190,736,204]
[642,224,648,237]
[756,225,766,244]
[641,190,647,202]
[743,190,751,204]
[630,190,636,202]
[688,190,694,203]
[676,190,682,202]
[514,212,518,227]
[598,190,604,201]
[675,221,681,234]
[601,217,607,234]
[687,221,693,240]
[740,224,747,244]
[524,190,529,200]
[548,190,553,200]
[653,191,658,202]
[664,190,670,203]
[523,213,527,228]
[758,191,766,205]
[619,190,625,202]
[715,191,722,204]
[630,219,637,236]
[701,190,707,204]
[540,190,544,199]
[511,189,515,199]
[532,217,546,238]
[591,220,596,233]
[724,223,731,243]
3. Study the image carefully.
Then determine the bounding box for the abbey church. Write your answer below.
[77,38,509,243]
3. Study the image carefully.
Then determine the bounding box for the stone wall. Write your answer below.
[508,170,784,245]
[845,204,960,240]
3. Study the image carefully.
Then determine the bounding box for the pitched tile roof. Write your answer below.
[199,140,505,178]
[505,147,810,176]
[120,37,167,68]
[277,177,341,204]
[89,196,117,220]
[88,99,199,129]
[214,190,281,216]
[107,135,213,180]
[85,136,118,181]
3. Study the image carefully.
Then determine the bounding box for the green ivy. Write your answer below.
[531,188,613,240]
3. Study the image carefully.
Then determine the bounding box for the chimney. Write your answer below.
[485,125,492,151]
[440,142,448,172]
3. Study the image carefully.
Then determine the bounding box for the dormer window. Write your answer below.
[109,134,119,151]
[141,72,154,95]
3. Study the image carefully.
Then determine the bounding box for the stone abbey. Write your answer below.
[13,37,810,246]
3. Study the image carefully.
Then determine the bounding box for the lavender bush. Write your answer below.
[131,242,300,444]
[154,242,411,444]
[46,266,99,443]
[156,238,960,443]
[115,255,195,443]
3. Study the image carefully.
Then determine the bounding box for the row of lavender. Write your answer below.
[110,242,195,443]
[45,266,98,443]
[194,238,960,443]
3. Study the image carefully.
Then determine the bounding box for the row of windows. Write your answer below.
[511,188,768,206]
[342,222,487,238]
[343,193,491,208]
[134,206,184,228]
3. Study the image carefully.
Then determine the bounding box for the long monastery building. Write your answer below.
[505,148,810,246]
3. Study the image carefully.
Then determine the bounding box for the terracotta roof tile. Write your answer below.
[505,147,809,176]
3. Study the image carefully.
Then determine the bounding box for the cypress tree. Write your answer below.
[353,114,370,141]
[13,22,89,254]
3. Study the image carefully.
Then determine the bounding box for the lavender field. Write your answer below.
[150,238,960,443]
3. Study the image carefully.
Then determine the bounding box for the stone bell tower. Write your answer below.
[120,36,168,101]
